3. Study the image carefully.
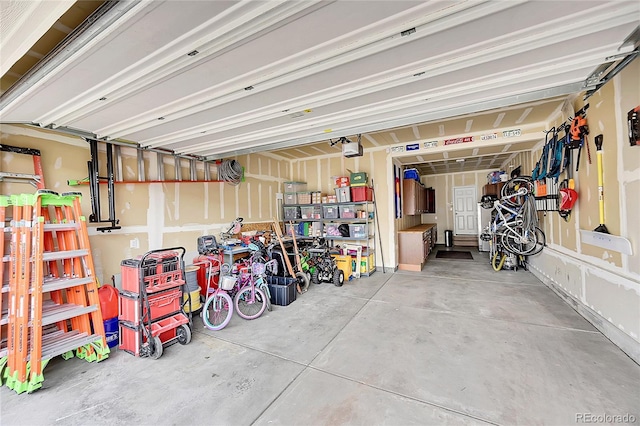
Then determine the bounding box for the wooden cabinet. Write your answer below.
[398,224,437,271]
[426,187,435,213]
[403,180,435,215]
[483,182,505,197]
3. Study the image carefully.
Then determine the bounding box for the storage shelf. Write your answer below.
[288,218,369,223]
[306,236,373,241]
[283,201,373,207]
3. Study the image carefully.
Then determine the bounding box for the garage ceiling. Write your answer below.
[0,1,638,161]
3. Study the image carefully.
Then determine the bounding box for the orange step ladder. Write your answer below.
[1,190,109,393]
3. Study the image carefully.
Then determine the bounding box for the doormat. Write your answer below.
[435,250,474,260]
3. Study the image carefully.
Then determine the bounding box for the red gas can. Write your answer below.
[98,284,119,320]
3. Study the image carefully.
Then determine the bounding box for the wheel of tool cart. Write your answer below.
[177,324,192,345]
[150,336,163,359]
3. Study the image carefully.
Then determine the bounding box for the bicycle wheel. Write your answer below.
[501,227,538,255]
[260,282,272,311]
[501,177,535,206]
[202,292,233,330]
[234,286,267,320]
[526,227,546,255]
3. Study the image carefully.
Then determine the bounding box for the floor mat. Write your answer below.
[435,250,474,260]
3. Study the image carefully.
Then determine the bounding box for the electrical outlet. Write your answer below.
[130,238,139,249]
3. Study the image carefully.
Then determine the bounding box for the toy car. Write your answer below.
[307,239,344,286]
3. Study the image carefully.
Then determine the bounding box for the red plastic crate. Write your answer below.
[119,321,143,356]
[119,289,182,325]
[119,316,185,357]
[143,270,184,293]
[120,251,181,292]
[351,186,373,202]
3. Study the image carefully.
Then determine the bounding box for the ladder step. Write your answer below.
[43,332,103,361]
[0,311,7,326]
[2,284,8,293]
[43,223,79,231]
[42,276,94,293]
[24,330,103,361]
[42,301,98,326]
[42,249,89,262]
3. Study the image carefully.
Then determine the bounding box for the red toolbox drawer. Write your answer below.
[119,289,182,325]
[121,251,181,292]
[119,316,185,357]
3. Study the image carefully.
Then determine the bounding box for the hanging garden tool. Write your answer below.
[568,104,591,172]
[593,134,609,234]
[558,125,578,221]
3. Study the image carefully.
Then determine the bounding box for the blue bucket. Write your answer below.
[104,317,119,349]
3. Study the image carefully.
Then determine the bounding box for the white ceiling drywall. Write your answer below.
[0,0,637,161]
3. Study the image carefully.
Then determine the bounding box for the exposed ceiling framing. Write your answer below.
[0,0,638,167]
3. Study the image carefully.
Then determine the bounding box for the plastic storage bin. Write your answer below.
[403,168,420,181]
[335,187,351,202]
[348,224,367,238]
[324,224,341,236]
[350,172,368,186]
[284,206,301,220]
[283,193,297,205]
[339,204,356,218]
[300,205,322,219]
[322,205,339,219]
[335,176,350,187]
[351,186,372,202]
[266,276,297,306]
[297,192,312,204]
[119,289,182,326]
[284,181,307,192]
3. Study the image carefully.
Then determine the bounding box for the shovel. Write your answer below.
[593,134,609,234]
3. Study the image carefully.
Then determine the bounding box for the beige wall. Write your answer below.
[419,165,533,242]
[287,149,396,270]
[1,125,290,284]
[528,60,640,362]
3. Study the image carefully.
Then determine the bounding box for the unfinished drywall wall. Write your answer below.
[528,59,640,363]
[287,148,396,270]
[1,125,290,284]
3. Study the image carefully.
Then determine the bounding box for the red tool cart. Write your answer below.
[118,247,192,359]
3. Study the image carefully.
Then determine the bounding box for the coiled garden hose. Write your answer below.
[492,250,506,271]
[218,159,243,185]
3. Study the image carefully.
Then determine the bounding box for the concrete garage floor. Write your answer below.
[2,246,639,425]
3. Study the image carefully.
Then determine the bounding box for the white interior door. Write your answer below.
[454,186,477,235]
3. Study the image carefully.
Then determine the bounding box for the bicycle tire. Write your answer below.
[234,287,267,320]
[501,177,535,207]
[260,282,272,311]
[526,226,546,255]
[202,292,233,330]
[501,227,538,255]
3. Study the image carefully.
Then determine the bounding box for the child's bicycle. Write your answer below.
[200,258,235,330]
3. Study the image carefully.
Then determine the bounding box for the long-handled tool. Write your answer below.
[272,220,302,293]
[593,134,609,233]
[288,221,309,292]
[370,179,385,273]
